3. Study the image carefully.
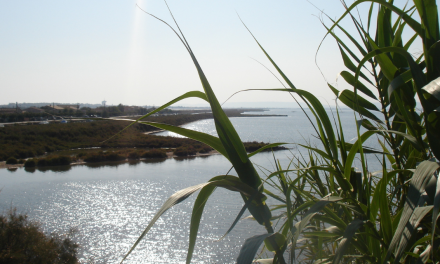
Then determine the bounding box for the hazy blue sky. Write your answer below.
[0,1,424,107]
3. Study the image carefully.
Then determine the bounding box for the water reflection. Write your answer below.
[140,158,167,164]
[173,156,197,162]
[128,160,140,166]
[37,165,72,173]
[24,167,36,173]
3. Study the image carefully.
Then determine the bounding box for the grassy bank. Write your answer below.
[0,110,286,162]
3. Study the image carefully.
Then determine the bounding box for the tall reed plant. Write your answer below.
[116,1,440,263]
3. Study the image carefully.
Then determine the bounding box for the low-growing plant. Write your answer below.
[24,159,36,168]
[0,208,79,264]
[127,151,141,160]
[141,149,167,159]
[83,151,126,163]
[174,145,197,157]
[197,145,213,154]
[5,157,18,165]
[37,155,71,167]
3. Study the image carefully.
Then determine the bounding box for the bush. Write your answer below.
[197,145,213,154]
[37,158,48,167]
[174,146,196,157]
[48,156,71,166]
[127,151,140,160]
[83,151,126,163]
[105,152,125,161]
[141,149,167,159]
[6,157,18,165]
[24,159,36,167]
[76,152,86,158]
[36,156,71,167]
[0,209,79,264]
[18,159,25,164]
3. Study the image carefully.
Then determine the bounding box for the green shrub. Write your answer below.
[37,158,48,167]
[196,145,213,154]
[141,149,167,159]
[105,152,125,161]
[24,159,36,167]
[173,146,196,157]
[0,209,79,264]
[83,151,125,163]
[83,152,106,163]
[76,152,86,158]
[127,151,140,160]
[18,159,25,164]
[6,157,18,165]
[36,156,71,167]
[48,156,71,166]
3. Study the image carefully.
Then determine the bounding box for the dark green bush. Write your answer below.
[83,152,106,163]
[6,157,18,165]
[127,151,140,160]
[48,156,71,166]
[105,152,126,161]
[174,146,196,157]
[0,209,79,264]
[197,145,213,154]
[37,158,48,167]
[36,156,71,167]
[24,159,36,167]
[76,152,86,158]
[83,151,125,162]
[141,149,167,159]
[18,159,25,164]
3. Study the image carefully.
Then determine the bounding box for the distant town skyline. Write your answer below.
[1,1,425,107]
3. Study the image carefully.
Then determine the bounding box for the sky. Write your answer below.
[0,0,427,107]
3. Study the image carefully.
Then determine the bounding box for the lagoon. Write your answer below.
[0,108,368,263]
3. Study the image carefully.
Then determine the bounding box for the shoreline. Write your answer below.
[0,150,222,170]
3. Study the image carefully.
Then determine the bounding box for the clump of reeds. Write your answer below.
[118,1,440,263]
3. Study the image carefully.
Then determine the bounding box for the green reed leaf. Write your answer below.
[394,206,433,263]
[327,0,423,40]
[422,77,440,102]
[137,121,228,158]
[337,45,373,86]
[343,130,376,184]
[121,175,266,263]
[103,91,207,143]
[328,84,382,123]
[333,219,365,264]
[385,160,440,263]
[248,143,289,158]
[339,71,377,100]
[236,234,271,264]
[291,196,344,252]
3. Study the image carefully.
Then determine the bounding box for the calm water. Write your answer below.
[0,108,374,263]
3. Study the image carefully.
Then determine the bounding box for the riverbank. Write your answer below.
[0,108,287,162]
[0,142,287,170]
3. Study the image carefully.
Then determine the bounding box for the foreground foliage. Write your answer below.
[0,209,79,264]
[120,1,440,263]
